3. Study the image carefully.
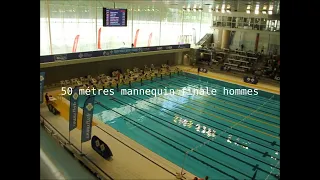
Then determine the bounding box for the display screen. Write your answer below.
[103,8,127,27]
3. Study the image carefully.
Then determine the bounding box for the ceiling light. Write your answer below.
[262,10,267,14]
[269,5,273,11]
[246,9,250,14]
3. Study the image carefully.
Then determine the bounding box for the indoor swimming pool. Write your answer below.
[78,73,280,179]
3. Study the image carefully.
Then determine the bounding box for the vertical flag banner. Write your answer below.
[133,29,140,47]
[81,96,95,143]
[40,72,46,104]
[147,33,153,47]
[98,28,102,49]
[72,35,80,52]
[69,86,80,131]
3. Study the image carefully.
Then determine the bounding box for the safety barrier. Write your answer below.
[40,44,191,63]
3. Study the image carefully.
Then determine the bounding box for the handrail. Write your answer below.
[40,114,113,180]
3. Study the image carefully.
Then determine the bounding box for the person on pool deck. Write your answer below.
[199,176,209,180]
[45,93,49,104]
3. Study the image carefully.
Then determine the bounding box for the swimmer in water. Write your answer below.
[195,124,201,132]
[201,126,206,134]
[182,119,188,126]
[173,116,180,123]
[187,121,193,128]
[211,130,216,137]
[206,128,212,137]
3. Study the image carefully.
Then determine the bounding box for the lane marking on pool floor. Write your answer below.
[168,77,280,120]
[119,81,280,139]
[175,102,279,140]
[140,88,279,140]
[173,89,279,128]
[173,77,280,118]
[185,94,277,156]
[180,68,280,95]
[124,93,280,151]
[167,73,280,117]
[144,83,280,138]
[102,98,280,176]
[95,101,244,179]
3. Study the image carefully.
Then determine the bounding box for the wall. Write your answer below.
[212,29,280,54]
[40,0,212,56]
[241,32,257,51]
[229,31,242,49]
[40,0,280,56]
[43,53,176,85]
[269,34,280,54]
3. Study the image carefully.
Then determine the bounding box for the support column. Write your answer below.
[221,29,230,49]
[216,29,223,48]
[46,0,53,55]
[174,52,183,65]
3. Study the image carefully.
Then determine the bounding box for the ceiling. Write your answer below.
[111,0,280,14]
[45,0,280,14]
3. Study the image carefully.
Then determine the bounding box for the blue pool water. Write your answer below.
[78,73,280,179]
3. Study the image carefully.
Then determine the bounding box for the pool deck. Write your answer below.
[40,67,280,180]
[41,92,195,180]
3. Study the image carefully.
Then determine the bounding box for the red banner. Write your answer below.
[147,33,153,47]
[72,35,80,52]
[133,29,140,47]
[98,28,102,49]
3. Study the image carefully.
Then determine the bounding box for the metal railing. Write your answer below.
[40,115,113,180]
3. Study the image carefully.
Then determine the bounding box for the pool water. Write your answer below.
[78,73,280,180]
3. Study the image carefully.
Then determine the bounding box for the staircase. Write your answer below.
[196,33,213,46]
